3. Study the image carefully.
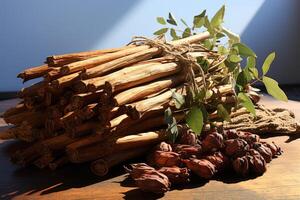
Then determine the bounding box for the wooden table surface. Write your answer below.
[1,97,300,200]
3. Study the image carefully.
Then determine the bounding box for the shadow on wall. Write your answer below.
[241,0,300,85]
[0,0,140,91]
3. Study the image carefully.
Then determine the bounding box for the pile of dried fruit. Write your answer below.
[126,128,282,194]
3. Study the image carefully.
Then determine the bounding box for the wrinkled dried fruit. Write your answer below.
[135,170,170,194]
[248,149,261,157]
[238,131,260,144]
[262,141,282,157]
[252,142,272,163]
[158,166,190,184]
[179,129,197,145]
[182,158,216,179]
[125,163,170,194]
[155,142,173,152]
[223,129,239,140]
[232,156,249,177]
[247,153,266,175]
[205,152,229,173]
[202,131,224,152]
[172,144,202,158]
[125,163,156,179]
[147,143,173,166]
[153,151,181,167]
[225,139,249,157]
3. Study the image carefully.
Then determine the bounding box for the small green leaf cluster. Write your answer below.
[154,10,207,40]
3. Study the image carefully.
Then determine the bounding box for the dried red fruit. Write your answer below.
[125,163,170,194]
[248,149,261,157]
[182,158,216,179]
[223,129,239,140]
[147,142,173,166]
[134,170,170,194]
[247,153,267,175]
[205,152,229,173]
[262,141,282,157]
[172,144,202,158]
[232,156,249,177]
[179,129,197,145]
[252,142,272,163]
[125,163,156,179]
[202,131,224,152]
[158,166,190,184]
[238,131,260,144]
[153,151,181,167]
[224,139,249,157]
[155,142,173,152]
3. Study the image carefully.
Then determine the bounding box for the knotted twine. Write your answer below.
[128,35,209,94]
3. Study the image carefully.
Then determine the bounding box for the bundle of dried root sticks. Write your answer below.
[0,31,299,193]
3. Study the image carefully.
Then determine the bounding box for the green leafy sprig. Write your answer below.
[155,5,288,140]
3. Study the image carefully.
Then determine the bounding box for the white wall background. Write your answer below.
[0,0,299,91]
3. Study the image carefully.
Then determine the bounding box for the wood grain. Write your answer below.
[0,96,300,200]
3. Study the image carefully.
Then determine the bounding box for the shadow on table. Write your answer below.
[119,175,209,200]
[259,132,300,143]
[119,170,261,200]
[0,139,125,199]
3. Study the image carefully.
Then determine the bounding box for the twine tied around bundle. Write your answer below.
[128,35,209,94]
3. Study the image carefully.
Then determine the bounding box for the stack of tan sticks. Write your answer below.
[0,32,244,174]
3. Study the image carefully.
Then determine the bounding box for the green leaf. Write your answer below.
[156,17,166,25]
[172,91,185,109]
[243,66,254,81]
[199,104,208,123]
[205,90,213,99]
[167,12,177,25]
[217,104,230,121]
[218,46,228,55]
[233,43,257,57]
[164,107,173,124]
[238,92,256,115]
[204,16,214,35]
[222,27,240,44]
[225,59,238,72]
[182,28,191,38]
[164,108,178,143]
[229,54,242,63]
[197,57,209,72]
[263,76,288,102]
[186,106,203,135]
[246,56,256,69]
[153,28,168,35]
[198,10,206,17]
[244,57,256,80]
[249,67,259,79]
[262,52,275,75]
[194,17,205,29]
[193,10,206,28]
[211,5,225,28]
[216,32,225,39]
[236,70,249,88]
[180,18,189,27]
[195,88,206,102]
[170,28,180,40]
[203,39,213,50]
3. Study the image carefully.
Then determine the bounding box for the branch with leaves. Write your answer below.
[156,5,287,140]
